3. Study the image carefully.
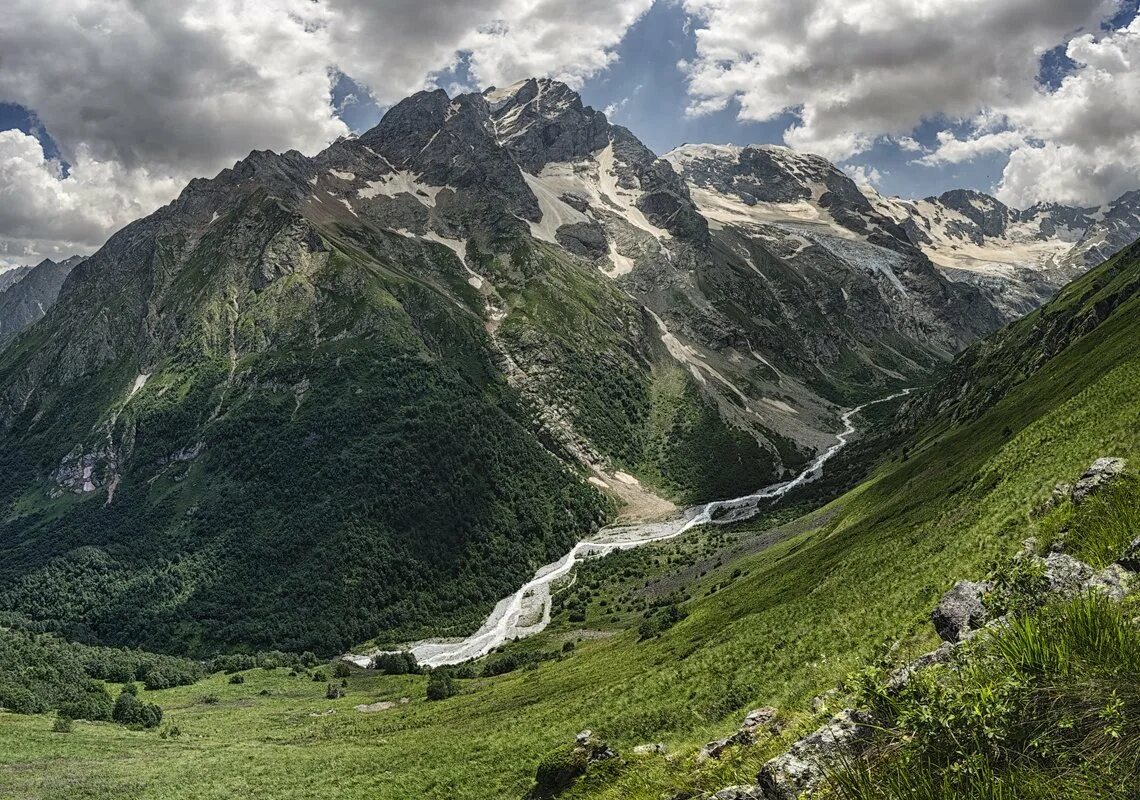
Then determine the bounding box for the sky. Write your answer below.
[1,0,1139,267]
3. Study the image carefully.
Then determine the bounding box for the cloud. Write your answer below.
[994,15,1140,206]
[916,129,1026,166]
[0,129,181,263]
[844,164,884,190]
[0,0,650,263]
[679,0,1121,191]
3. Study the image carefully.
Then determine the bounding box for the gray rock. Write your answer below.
[1043,552,1096,597]
[631,743,666,756]
[932,580,991,642]
[1071,457,1126,504]
[756,709,876,800]
[887,641,957,692]
[701,706,783,759]
[713,787,764,800]
[1119,538,1140,573]
[1083,564,1134,601]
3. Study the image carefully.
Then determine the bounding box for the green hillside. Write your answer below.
[2,229,1137,798]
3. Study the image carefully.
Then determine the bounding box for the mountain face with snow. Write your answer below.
[667,142,1140,320]
[0,79,1023,654]
[0,255,86,343]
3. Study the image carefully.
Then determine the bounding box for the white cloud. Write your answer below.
[0,130,182,261]
[0,0,651,263]
[995,16,1140,206]
[844,164,884,190]
[917,129,1026,166]
[679,0,1127,202]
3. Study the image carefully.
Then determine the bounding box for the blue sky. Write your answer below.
[2,0,1138,265]
[327,0,1138,203]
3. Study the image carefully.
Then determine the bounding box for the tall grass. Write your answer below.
[1062,476,1140,568]
[831,595,1140,800]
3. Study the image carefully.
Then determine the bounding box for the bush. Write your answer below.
[532,746,588,797]
[325,683,343,700]
[228,674,245,685]
[371,652,421,675]
[51,714,73,733]
[426,672,457,701]
[310,670,327,682]
[112,686,163,728]
[332,662,352,679]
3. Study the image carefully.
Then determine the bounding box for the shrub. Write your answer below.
[371,652,421,675]
[332,662,352,679]
[51,714,73,733]
[325,683,343,700]
[112,687,163,728]
[310,670,327,682]
[228,674,245,685]
[532,746,588,797]
[426,672,457,701]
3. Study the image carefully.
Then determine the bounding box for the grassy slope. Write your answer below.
[2,250,1138,797]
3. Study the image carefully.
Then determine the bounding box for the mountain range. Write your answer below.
[0,77,1137,657]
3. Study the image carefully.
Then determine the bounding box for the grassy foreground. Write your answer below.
[2,249,1139,798]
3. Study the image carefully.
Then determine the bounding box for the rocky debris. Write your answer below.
[1083,564,1134,601]
[51,444,109,495]
[1119,538,1140,572]
[632,743,666,756]
[700,707,782,760]
[887,641,957,692]
[1071,457,1126,504]
[755,709,876,800]
[1042,552,1096,597]
[713,787,764,800]
[932,580,991,642]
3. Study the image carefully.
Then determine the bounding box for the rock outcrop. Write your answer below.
[754,709,877,800]
[1071,457,1126,504]
[931,580,991,642]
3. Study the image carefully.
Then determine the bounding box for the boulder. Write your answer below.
[739,706,783,739]
[755,709,876,800]
[1071,457,1125,504]
[1043,553,1096,597]
[932,580,991,642]
[1119,538,1140,573]
[1083,564,1134,601]
[632,743,666,756]
[700,706,783,759]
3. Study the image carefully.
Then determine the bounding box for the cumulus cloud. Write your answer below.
[995,15,1140,206]
[0,129,181,264]
[0,0,650,263]
[679,0,1128,202]
[844,164,884,190]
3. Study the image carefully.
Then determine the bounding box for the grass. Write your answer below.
[2,238,1139,798]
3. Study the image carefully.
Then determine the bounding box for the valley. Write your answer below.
[1,74,1139,800]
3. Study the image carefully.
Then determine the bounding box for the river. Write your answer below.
[346,388,912,668]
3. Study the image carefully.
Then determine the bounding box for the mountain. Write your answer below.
[7,208,1139,800]
[0,79,1014,657]
[0,255,86,343]
[666,142,1140,321]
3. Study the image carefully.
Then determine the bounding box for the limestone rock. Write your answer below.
[1043,552,1096,597]
[1119,538,1140,573]
[1071,457,1125,504]
[713,787,764,800]
[1083,564,1134,601]
[756,709,876,800]
[932,580,991,642]
[631,743,666,756]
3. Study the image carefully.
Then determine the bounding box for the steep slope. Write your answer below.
[866,185,1140,318]
[0,79,1006,658]
[6,238,1139,800]
[0,255,85,342]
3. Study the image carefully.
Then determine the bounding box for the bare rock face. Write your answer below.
[755,709,876,800]
[1071,457,1126,504]
[932,580,991,642]
[1083,564,1134,601]
[1043,552,1097,597]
